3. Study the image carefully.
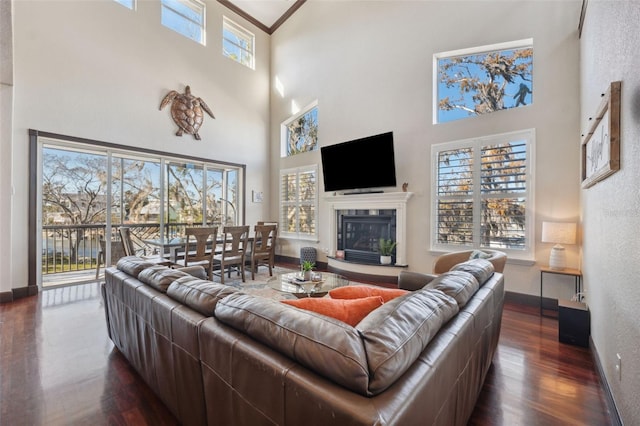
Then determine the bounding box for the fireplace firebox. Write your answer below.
[337,211,396,264]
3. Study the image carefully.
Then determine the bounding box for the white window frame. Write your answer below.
[222,16,255,70]
[430,129,536,261]
[433,38,533,124]
[279,165,319,241]
[161,0,206,45]
[280,100,319,158]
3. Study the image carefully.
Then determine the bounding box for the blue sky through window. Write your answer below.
[161,0,204,45]
[114,0,134,10]
[223,17,254,69]
[436,44,533,123]
[286,106,318,156]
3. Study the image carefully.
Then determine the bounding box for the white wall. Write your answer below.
[580,1,640,423]
[271,1,582,297]
[0,0,14,299]
[4,0,271,293]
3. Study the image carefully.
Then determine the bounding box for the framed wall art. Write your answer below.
[252,190,263,203]
[581,81,621,189]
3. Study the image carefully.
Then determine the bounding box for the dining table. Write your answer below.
[145,235,255,264]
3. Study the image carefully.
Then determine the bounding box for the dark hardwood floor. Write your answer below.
[1,278,612,425]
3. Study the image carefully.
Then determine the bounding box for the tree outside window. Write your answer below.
[435,39,533,124]
[282,103,318,157]
[41,143,242,272]
[223,16,255,69]
[432,130,534,260]
[280,166,317,239]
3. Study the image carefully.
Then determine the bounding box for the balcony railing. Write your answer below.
[41,222,221,277]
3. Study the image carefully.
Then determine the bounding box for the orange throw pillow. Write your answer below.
[329,285,409,303]
[282,296,384,326]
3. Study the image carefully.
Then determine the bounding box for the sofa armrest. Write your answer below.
[433,252,473,274]
[397,271,438,291]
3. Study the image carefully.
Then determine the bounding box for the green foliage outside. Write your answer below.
[436,140,527,249]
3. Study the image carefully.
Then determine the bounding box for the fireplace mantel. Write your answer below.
[324,192,414,269]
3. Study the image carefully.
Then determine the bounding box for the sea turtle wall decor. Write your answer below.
[159,85,215,140]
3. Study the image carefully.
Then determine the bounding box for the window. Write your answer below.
[161,0,205,45]
[223,16,255,69]
[280,165,318,240]
[431,129,535,260]
[434,39,533,124]
[114,0,135,10]
[281,101,318,157]
[34,132,244,286]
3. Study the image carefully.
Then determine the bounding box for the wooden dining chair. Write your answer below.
[173,227,218,280]
[250,224,277,280]
[257,221,278,268]
[118,226,172,265]
[119,227,136,257]
[213,225,249,284]
[95,239,127,279]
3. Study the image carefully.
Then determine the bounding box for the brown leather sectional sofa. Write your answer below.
[102,256,504,426]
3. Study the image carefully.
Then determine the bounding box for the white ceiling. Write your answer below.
[227,0,295,28]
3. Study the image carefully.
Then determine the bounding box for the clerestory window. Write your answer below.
[281,101,318,157]
[161,0,206,45]
[223,16,255,69]
[113,0,135,10]
[431,129,535,260]
[434,39,533,124]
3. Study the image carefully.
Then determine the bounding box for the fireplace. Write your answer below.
[325,191,413,270]
[338,213,396,264]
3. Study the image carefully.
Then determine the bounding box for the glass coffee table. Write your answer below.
[268,271,349,298]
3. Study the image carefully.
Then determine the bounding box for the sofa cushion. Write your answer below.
[329,285,409,302]
[450,259,495,286]
[166,276,239,317]
[215,292,370,395]
[397,271,439,291]
[282,296,384,326]
[426,270,479,308]
[116,256,157,278]
[138,266,191,293]
[469,249,492,260]
[357,289,459,395]
[176,265,208,280]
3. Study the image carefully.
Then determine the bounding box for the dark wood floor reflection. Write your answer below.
[1,282,612,425]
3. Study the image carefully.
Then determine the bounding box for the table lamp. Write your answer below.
[541,221,577,270]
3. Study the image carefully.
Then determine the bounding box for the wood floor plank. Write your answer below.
[0,281,612,425]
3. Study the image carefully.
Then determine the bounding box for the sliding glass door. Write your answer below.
[34,132,244,288]
[41,145,108,278]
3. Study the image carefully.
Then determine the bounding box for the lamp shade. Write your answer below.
[541,222,577,245]
[542,222,577,270]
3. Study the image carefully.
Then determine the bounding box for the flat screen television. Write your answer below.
[320,131,397,192]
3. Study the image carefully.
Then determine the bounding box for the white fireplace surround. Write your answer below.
[324,192,414,266]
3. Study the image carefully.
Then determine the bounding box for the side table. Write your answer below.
[558,299,590,347]
[539,266,582,317]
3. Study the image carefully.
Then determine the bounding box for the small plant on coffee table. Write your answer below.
[301,260,315,273]
[300,260,316,290]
